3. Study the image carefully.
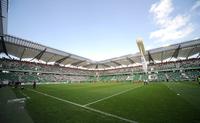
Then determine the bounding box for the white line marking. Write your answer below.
[29,89,83,107]
[28,89,137,123]
[7,98,26,103]
[83,87,137,107]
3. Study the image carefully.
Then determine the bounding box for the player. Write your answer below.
[144,79,149,85]
[33,81,36,89]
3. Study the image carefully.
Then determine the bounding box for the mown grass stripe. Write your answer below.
[28,89,138,123]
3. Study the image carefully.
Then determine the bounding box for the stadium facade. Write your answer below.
[0,0,200,83]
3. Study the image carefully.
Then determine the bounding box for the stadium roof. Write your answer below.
[1,34,200,70]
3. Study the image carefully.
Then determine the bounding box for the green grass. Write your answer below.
[35,82,141,104]
[11,82,200,123]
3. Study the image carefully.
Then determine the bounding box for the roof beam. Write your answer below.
[111,61,121,66]
[82,63,111,69]
[71,60,85,66]
[82,63,93,68]
[102,64,111,68]
[46,54,56,63]
[95,64,98,69]
[186,46,196,59]
[30,48,46,61]
[161,51,163,63]
[126,57,135,64]
[55,55,71,64]
[169,45,181,61]
[20,48,26,61]
[148,51,155,64]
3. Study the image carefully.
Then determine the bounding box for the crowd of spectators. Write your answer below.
[0,58,199,82]
[0,59,94,75]
[101,58,200,75]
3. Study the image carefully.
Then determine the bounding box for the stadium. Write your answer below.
[1,0,200,123]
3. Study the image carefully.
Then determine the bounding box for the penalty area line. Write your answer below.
[28,89,138,123]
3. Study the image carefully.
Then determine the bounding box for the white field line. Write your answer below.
[83,87,137,107]
[28,89,138,123]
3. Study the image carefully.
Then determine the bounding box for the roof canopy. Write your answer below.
[2,34,200,70]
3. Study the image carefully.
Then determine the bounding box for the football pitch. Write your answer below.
[9,82,200,123]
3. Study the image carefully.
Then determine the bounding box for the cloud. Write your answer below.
[149,0,194,42]
[191,0,200,11]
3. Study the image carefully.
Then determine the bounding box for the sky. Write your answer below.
[8,0,200,61]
